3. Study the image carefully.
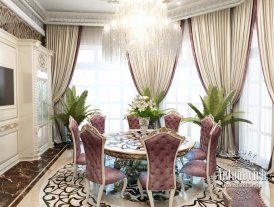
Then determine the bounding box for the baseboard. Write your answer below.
[0,154,20,175]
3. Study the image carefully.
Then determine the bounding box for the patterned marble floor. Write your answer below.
[0,144,66,207]
[14,148,274,207]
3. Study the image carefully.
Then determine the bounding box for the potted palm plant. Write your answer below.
[53,86,97,139]
[185,85,252,126]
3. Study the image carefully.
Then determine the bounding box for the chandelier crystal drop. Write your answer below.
[102,0,182,61]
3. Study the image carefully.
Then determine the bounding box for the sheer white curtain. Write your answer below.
[162,23,205,142]
[70,27,137,133]
[239,24,273,169]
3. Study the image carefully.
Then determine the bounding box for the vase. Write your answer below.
[138,117,150,135]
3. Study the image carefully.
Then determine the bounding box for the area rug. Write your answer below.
[40,162,245,207]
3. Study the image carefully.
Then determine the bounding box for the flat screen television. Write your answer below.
[0,66,14,106]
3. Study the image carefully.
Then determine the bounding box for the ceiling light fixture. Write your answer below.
[102,0,182,61]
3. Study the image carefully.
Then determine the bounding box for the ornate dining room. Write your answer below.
[0,0,273,206]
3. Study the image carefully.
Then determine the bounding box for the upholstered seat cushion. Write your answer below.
[105,166,126,185]
[180,160,207,177]
[185,148,207,161]
[180,160,216,178]
[76,153,86,165]
[223,186,266,207]
[138,171,174,190]
[139,171,147,188]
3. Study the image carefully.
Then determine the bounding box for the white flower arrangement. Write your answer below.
[129,95,158,118]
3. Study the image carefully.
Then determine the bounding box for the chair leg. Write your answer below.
[212,174,217,192]
[84,179,90,206]
[169,189,175,207]
[165,190,169,198]
[137,179,144,200]
[121,178,127,197]
[71,163,78,183]
[179,173,185,192]
[206,176,214,200]
[147,190,154,207]
[96,184,104,207]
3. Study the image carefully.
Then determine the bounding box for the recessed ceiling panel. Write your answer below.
[36,0,117,13]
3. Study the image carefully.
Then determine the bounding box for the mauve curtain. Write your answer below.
[128,21,183,102]
[46,25,82,143]
[189,0,254,157]
[256,0,274,177]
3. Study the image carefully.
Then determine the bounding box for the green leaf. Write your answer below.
[186,84,252,128]
[188,103,204,120]
[52,86,97,126]
[222,117,253,126]
[183,117,201,125]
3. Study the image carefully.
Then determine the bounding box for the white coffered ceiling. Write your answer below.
[36,0,117,13]
[1,0,246,35]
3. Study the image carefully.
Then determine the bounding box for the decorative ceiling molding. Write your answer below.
[1,0,246,35]
[0,0,45,35]
[168,0,246,20]
[19,0,46,22]
[44,12,114,26]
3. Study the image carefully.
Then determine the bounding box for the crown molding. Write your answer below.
[169,0,246,20]
[44,11,114,26]
[1,0,246,35]
[0,0,45,35]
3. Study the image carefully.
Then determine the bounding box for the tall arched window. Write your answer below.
[70,27,137,133]
[162,23,205,142]
[239,24,273,169]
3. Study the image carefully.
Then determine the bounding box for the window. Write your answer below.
[70,27,137,133]
[162,23,205,142]
[239,24,273,169]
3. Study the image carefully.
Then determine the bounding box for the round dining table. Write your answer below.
[104,129,195,160]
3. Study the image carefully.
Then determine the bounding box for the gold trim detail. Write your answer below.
[0,123,18,133]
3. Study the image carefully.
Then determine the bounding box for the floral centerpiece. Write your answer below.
[129,95,162,134]
[129,95,157,117]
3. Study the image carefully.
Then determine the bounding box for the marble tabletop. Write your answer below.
[104,129,195,160]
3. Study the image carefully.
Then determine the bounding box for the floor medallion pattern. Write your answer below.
[41,163,241,207]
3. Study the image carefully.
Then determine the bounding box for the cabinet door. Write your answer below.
[37,69,48,126]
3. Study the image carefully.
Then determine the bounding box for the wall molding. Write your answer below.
[0,122,18,134]
[1,0,246,35]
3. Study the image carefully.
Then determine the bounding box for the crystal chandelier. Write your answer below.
[102,0,182,61]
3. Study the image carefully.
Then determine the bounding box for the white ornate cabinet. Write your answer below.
[17,40,54,160]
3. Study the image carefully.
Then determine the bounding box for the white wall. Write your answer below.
[0,29,20,174]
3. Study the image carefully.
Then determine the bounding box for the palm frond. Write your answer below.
[188,103,204,119]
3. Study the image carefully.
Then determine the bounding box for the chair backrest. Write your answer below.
[69,116,81,163]
[80,124,105,185]
[143,128,183,191]
[164,111,182,132]
[126,114,140,129]
[205,117,222,176]
[88,112,106,134]
[199,115,215,152]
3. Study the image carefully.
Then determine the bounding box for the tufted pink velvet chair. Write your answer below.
[185,116,215,161]
[80,124,127,207]
[222,184,266,207]
[179,118,221,199]
[88,112,106,134]
[126,114,140,129]
[164,111,182,132]
[137,128,183,207]
[69,116,86,183]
